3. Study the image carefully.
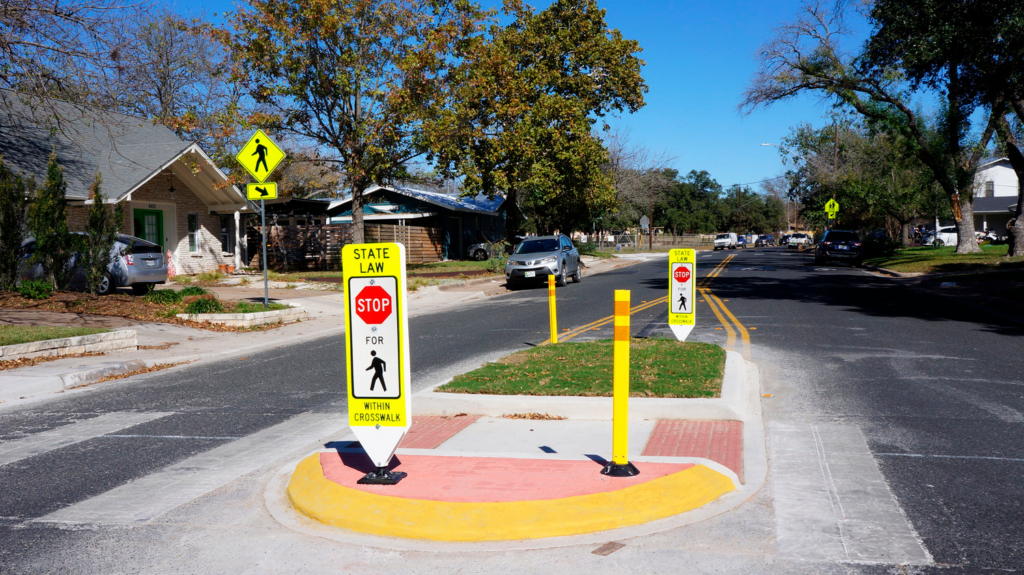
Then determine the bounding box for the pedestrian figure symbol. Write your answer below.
[677,293,688,312]
[253,139,269,173]
[367,350,387,392]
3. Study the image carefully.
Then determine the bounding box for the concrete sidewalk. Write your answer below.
[271,349,764,548]
[0,254,646,406]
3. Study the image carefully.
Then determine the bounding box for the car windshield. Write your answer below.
[515,239,559,254]
[825,232,859,242]
[793,234,807,239]
[715,234,731,240]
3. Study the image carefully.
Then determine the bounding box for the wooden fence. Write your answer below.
[247,223,444,271]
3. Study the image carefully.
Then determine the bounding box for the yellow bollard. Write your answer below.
[548,275,558,344]
[602,289,639,477]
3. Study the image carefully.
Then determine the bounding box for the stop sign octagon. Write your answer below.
[354,285,393,324]
[673,267,691,283]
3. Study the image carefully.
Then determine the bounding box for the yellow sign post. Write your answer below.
[342,243,411,485]
[602,289,640,477]
[668,249,696,341]
[824,198,840,220]
[246,182,278,201]
[236,130,286,309]
[548,275,558,344]
[235,129,286,182]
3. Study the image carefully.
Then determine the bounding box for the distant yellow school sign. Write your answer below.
[825,198,840,219]
[246,182,278,201]
[235,129,285,182]
[668,248,696,341]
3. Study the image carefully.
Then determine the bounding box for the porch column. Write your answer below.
[234,210,242,269]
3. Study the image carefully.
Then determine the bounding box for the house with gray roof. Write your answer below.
[0,92,247,275]
[327,185,507,260]
[973,157,1019,237]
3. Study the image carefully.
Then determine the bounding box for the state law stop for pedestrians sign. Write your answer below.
[342,243,411,469]
[668,248,696,341]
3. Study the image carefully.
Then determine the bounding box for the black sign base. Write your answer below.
[358,466,407,485]
[601,461,640,477]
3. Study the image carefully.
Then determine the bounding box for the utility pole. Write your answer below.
[648,187,654,252]
[737,186,742,233]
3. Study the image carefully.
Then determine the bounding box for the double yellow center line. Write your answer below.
[698,254,750,359]
[540,252,752,358]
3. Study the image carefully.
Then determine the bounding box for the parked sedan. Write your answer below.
[814,230,864,265]
[922,226,958,247]
[755,234,775,247]
[21,233,167,295]
[504,235,581,288]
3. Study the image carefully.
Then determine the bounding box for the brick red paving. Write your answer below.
[641,420,743,480]
[320,452,694,502]
[398,415,481,449]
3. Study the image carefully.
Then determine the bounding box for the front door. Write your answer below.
[133,209,163,249]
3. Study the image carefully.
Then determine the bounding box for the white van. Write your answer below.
[714,232,738,250]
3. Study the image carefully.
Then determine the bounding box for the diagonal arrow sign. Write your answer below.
[256,186,269,197]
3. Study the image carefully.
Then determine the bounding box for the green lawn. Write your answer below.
[0,326,110,347]
[438,339,725,398]
[866,245,1024,273]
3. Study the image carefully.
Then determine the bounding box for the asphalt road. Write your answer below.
[700,246,1024,572]
[1,247,1022,573]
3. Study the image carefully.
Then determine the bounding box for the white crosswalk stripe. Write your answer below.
[770,421,932,564]
[33,412,345,525]
[0,412,172,467]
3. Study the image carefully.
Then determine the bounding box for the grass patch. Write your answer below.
[866,245,1024,273]
[439,339,725,398]
[0,325,110,346]
[408,261,497,273]
[230,301,289,313]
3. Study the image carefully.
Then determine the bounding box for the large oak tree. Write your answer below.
[227,0,484,243]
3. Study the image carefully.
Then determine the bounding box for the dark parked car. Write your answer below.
[755,234,775,247]
[504,234,581,288]
[814,230,863,265]
[21,233,167,295]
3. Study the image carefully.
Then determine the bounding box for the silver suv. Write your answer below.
[21,233,167,295]
[504,235,581,288]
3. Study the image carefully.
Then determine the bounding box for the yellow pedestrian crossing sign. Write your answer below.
[236,129,285,182]
[825,198,840,218]
[246,182,278,201]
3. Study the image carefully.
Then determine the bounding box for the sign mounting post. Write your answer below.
[236,130,286,308]
[668,249,696,341]
[342,242,411,485]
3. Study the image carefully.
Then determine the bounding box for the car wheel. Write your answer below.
[556,268,567,287]
[572,266,582,283]
[97,273,115,296]
[934,239,944,247]
[131,283,151,295]
[472,249,487,261]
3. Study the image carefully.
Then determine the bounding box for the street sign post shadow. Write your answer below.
[342,243,411,485]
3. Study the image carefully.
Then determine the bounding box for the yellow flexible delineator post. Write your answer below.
[603,290,639,477]
[548,275,557,344]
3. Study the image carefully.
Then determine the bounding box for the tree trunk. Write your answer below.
[900,222,911,247]
[351,182,365,244]
[1003,141,1024,257]
[954,197,981,253]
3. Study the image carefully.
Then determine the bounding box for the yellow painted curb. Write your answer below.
[286,454,736,541]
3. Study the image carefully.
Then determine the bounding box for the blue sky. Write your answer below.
[178,0,870,192]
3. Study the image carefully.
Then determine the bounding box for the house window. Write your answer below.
[984,181,995,197]
[219,215,233,253]
[188,214,199,252]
